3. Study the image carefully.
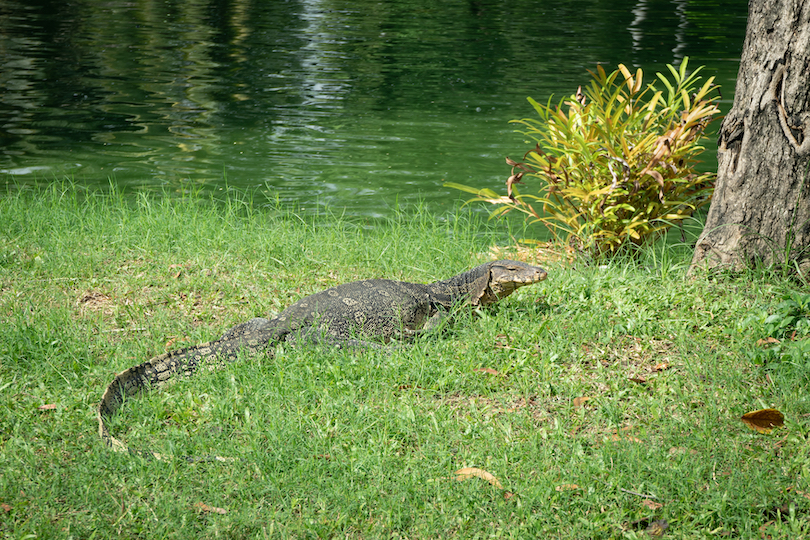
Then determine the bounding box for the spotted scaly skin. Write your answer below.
[98,260,547,457]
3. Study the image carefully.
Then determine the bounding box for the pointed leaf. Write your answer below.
[618,64,634,91]
[679,56,689,80]
[443,182,488,196]
[666,63,680,82]
[633,68,643,93]
[741,409,785,434]
[680,88,691,110]
[656,72,675,99]
[454,467,504,489]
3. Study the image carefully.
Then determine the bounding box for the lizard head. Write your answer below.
[479,260,547,304]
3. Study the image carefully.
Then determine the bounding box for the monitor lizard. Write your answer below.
[98,259,547,457]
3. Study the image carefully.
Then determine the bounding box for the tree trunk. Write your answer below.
[689,0,810,275]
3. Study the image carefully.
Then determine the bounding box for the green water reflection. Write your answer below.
[0,0,747,217]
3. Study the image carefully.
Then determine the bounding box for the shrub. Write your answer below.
[447,58,721,257]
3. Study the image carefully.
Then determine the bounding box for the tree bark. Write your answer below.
[689,0,810,275]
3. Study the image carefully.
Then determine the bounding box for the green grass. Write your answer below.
[2,183,810,539]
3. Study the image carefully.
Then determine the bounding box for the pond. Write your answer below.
[1,0,747,218]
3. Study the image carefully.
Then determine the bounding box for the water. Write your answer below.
[0,0,747,217]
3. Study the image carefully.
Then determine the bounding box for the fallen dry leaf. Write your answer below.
[493,334,511,349]
[759,520,775,538]
[164,336,191,349]
[609,428,643,443]
[194,502,227,515]
[741,408,785,434]
[573,396,591,408]
[454,467,503,489]
[474,367,500,376]
[629,376,647,384]
[169,264,183,279]
[787,487,810,501]
[37,404,57,411]
[651,362,669,372]
[641,499,663,510]
[756,337,780,347]
[555,484,580,491]
[1,503,11,512]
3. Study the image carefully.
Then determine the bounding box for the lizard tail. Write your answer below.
[98,318,281,459]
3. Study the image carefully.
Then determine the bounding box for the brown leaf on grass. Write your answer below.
[37,404,57,411]
[76,290,115,315]
[741,409,785,434]
[610,426,642,443]
[493,333,510,349]
[651,362,669,372]
[194,502,227,515]
[474,367,500,376]
[454,467,503,489]
[169,264,183,279]
[609,434,643,443]
[629,376,647,384]
[641,499,663,510]
[573,397,591,408]
[555,484,580,492]
[164,335,193,349]
[757,337,780,347]
[1,503,11,512]
[759,520,775,537]
[787,487,810,501]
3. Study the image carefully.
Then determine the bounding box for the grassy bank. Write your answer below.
[2,184,810,539]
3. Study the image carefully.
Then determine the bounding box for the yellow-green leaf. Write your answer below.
[453,467,504,489]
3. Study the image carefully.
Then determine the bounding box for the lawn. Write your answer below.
[2,183,809,538]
